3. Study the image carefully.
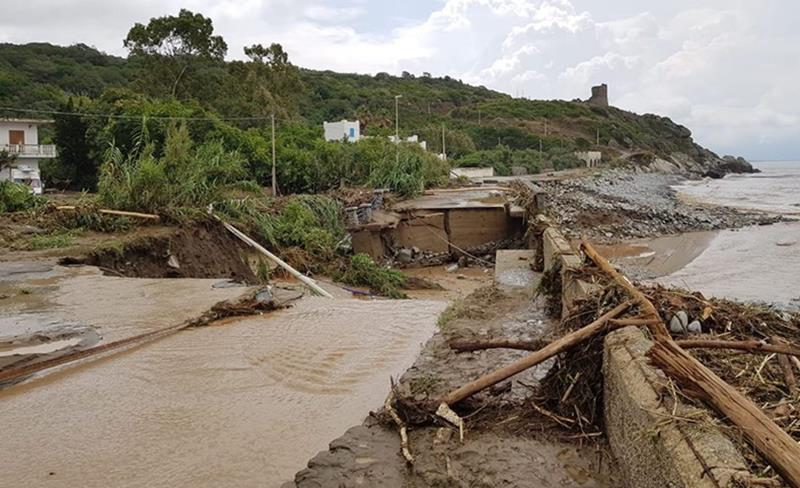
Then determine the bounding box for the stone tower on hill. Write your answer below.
[588,84,609,107]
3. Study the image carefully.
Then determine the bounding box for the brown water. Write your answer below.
[0,295,444,487]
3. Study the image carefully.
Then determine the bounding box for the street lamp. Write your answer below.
[394,94,402,165]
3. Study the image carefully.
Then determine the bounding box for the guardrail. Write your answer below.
[1,144,57,157]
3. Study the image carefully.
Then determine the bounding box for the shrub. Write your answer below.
[0,181,47,213]
[336,253,407,298]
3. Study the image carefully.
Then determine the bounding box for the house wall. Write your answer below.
[0,121,40,146]
[323,120,360,142]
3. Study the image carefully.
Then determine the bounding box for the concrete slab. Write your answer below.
[494,250,539,289]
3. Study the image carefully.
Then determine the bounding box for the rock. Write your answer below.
[669,316,685,334]
[166,254,180,269]
[676,311,689,328]
[445,264,459,273]
[686,320,702,334]
[396,248,413,264]
[411,246,421,256]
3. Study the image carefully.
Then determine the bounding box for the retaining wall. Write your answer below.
[538,218,748,488]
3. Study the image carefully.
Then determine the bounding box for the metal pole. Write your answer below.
[271,113,277,196]
[442,123,446,160]
[394,95,402,166]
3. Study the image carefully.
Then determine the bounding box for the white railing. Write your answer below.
[1,144,57,158]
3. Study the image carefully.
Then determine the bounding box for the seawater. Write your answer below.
[660,161,800,306]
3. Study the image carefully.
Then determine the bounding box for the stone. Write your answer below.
[445,264,459,273]
[676,311,689,328]
[686,320,702,334]
[669,316,686,334]
[396,248,413,264]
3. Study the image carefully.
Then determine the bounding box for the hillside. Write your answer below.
[1,42,742,178]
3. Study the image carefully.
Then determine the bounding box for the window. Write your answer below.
[349,128,355,138]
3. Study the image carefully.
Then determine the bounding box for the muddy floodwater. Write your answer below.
[0,263,445,487]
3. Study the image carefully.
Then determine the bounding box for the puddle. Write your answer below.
[0,337,83,357]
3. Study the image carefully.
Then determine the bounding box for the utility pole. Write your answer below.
[441,123,446,160]
[478,109,482,125]
[596,128,600,146]
[271,113,277,196]
[394,95,402,166]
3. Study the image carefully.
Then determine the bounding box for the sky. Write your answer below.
[1,0,798,160]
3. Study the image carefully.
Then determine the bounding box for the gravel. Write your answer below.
[538,169,782,241]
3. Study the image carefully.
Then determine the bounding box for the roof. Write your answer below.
[0,118,55,125]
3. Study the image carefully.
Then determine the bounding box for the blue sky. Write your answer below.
[2,0,798,160]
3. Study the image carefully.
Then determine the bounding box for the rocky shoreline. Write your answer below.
[536,168,782,241]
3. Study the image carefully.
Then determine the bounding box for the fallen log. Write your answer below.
[582,240,800,487]
[581,240,670,339]
[56,205,160,220]
[449,338,544,352]
[441,301,631,405]
[649,340,800,487]
[676,339,800,359]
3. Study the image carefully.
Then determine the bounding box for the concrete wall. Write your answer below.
[450,167,494,179]
[574,151,602,168]
[448,208,514,251]
[0,120,40,145]
[323,120,360,142]
[537,216,748,488]
[394,213,448,253]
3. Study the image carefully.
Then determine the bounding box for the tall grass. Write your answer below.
[98,122,254,213]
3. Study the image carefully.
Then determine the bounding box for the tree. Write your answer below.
[124,9,228,98]
[52,98,95,190]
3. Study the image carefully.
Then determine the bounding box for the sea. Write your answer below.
[661,161,800,306]
[613,161,800,307]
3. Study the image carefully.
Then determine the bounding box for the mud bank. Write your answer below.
[63,221,260,283]
[287,276,619,487]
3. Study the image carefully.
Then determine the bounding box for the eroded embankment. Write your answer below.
[62,220,260,283]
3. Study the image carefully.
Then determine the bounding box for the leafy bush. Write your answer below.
[336,253,407,298]
[0,181,47,213]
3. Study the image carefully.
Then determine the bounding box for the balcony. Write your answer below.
[1,144,57,158]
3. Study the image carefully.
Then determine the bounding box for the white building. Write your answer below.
[0,119,56,194]
[389,134,427,151]
[574,151,602,168]
[323,119,361,142]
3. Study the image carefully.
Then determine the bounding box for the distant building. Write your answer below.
[389,134,427,151]
[0,118,56,194]
[323,119,361,142]
[574,151,602,168]
[587,84,609,107]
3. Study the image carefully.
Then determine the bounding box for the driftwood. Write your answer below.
[581,241,671,340]
[649,340,800,487]
[440,301,631,405]
[582,240,800,488]
[772,337,799,395]
[449,338,544,353]
[676,339,800,359]
[55,205,160,220]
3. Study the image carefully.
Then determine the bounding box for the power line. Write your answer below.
[0,106,272,122]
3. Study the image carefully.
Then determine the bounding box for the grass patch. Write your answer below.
[335,253,408,298]
[25,231,76,250]
[0,181,47,213]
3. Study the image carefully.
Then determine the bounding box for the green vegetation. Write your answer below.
[335,253,408,299]
[0,181,46,213]
[24,230,75,250]
[98,122,251,213]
